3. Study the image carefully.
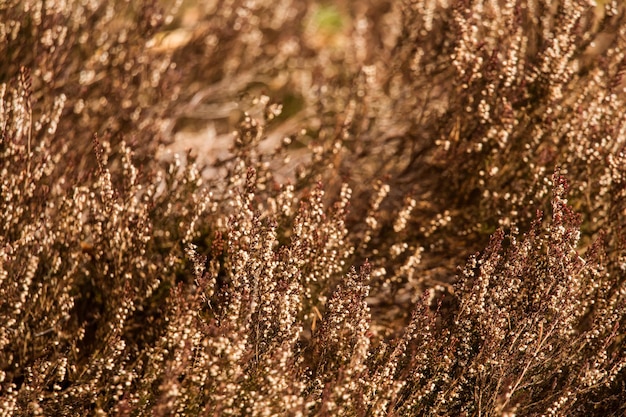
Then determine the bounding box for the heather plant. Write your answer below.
[1,0,626,416]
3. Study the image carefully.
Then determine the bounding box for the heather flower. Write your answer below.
[1,0,625,415]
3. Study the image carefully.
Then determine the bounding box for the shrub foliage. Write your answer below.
[1,0,625,415]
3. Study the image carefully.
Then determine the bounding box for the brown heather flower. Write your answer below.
[1,0,626,416]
